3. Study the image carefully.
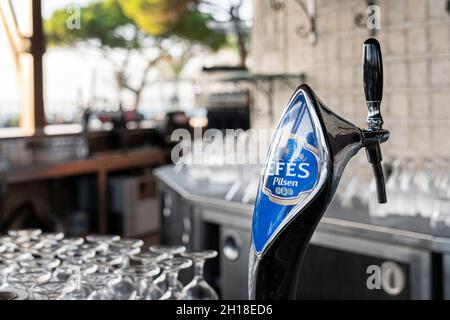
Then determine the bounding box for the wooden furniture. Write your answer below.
[6,147,166,233]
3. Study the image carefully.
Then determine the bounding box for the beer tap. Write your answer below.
[249,38,389,300]
[362,38,389,203]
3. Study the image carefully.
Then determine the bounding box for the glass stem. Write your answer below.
[101,242,108,255]
[75,270,82,290]
[122,254,129,268]
[137,277,146,296]
[167,270,179,290]
[194,259,205,280]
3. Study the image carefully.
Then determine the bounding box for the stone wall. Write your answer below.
[251,0,450,158]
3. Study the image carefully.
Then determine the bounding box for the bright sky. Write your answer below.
[0,0,252,119]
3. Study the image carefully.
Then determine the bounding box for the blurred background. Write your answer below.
[1,0,450,300]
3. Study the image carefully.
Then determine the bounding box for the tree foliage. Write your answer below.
[117,0,190,37]
[45,0,226,51]
[118,0,227,51]
[44,0,228,109]
[45,0,140,49]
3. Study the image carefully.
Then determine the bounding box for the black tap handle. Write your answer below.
[363,38,384,131]
[362,38,388,204]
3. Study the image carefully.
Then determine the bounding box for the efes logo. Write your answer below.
[262,135,319,206]
[251,90,325,255]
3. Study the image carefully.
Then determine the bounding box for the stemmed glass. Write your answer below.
[55,242,98,290]
[149,245,186,292]
[159,258,192,300]
[90,254,123,273]
[110,239,143,249]
[430,158,450,228]
[413,159,434,217]
[86,234,120,254]
[53,260,97,281]
[31,280,76,300]
[8,229,42,240]
[58,248,96,262]
[15,237,44,252]
[7,230,41,252]
[149,245,186,256]
[7,269,52,299]
[61,237,85,247]
[111,264,161,300]
[431,200,450,228]
[32,243,67,259]
[53,253,98,299]
[0,236,20,252]
[129,252,167,266]
[0,230,220,300]
[86,234,121,243]
[399,159,417,216]
[77,242,108,254]
[0,262,14,289]
[19,258,61,271]
[86,273,121,300]
[181,250,219,300]
[109,239,143,268]
[53,262,98,300]
[39,232,65,243]
[0,250,33,266]
[70,253,122,300]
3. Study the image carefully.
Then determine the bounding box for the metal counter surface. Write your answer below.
[154,165,450,254]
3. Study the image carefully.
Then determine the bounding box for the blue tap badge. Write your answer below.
[262,137,319,205]
[252,90,323,254]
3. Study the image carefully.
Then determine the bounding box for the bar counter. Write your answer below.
[5,147,165,233]
[154,165,450,299]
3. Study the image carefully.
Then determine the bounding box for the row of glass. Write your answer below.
[0,229,218,300]
[337,155,450,224]
[181,131,450,220]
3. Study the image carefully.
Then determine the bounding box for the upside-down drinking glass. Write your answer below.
[90,253,123,273]
[61,237,85,247]
[8,229,42,240]
[159,258,192,300]
[181,250,219,300]
[111,264,161,300]
[32,243,67,259]
[109,239,143,268]
[19,258,61,271]
[86,273,121,300]
[31,280,76,300]
[0,263,14,289]
[7,269,52,299]
[53,261,97,283]
[86,234,120,254]
[0,250,33,266]
[57,248,96,262]
[129,252,167,266]
[39,232,65,243]
[149,245,186,292]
